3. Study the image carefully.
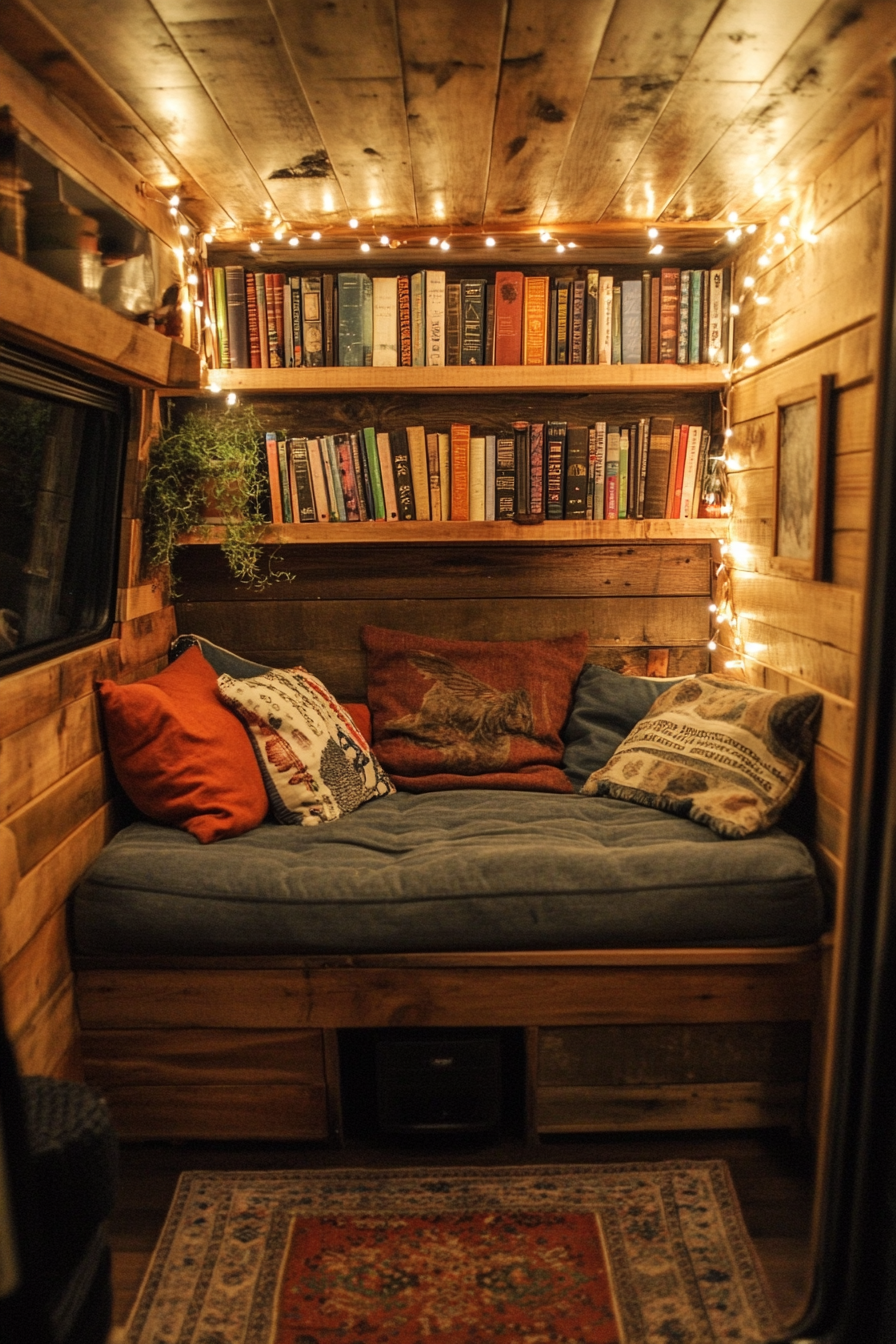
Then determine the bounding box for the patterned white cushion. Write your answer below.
[581,674,821,838]
[218,667,394,825]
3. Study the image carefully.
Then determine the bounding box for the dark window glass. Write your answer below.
[0,345,126,674]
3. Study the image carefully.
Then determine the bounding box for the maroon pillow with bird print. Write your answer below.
[362,626,589,793]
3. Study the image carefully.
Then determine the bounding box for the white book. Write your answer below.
[708,268,724,364]
[679,424,704,518]
[425,270,446,366]
[469,436,486,521]
[305,438,331,522]
[598,276,613,364]
[376,430,399,520]
[426,432,442,523]
[484,434,496,521]
[411,273,425,366]
[372,276,398,366]
[437,432,451,519]
[406,424,431,520]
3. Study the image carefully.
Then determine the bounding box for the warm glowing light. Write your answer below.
[744,354,760,368]
[289,236,299,247]
[203,232,213,243]
[429,236,439,246]
[249,241,261,252]
[740,343,751,354]
[758,254,770,267]
[178,224,190,236]
[274,229,285,241]
[743,275,755,288]
[169,194,180,207]
[567,241,577,249]
[440,240,450,251]
[647,227,659,239]
[708,640,718,651]
[724,659,744,670]
[180,300,191,313]
[208,381,221,394]
[745,223,757,234]
[186,272,198,284]
[348,218,359,229]
[728,211,739,222]
[648,243,663,256]
[708,603,718,613]
[485,236,496,247]
[226,392,237,406]
[773,231,786,244]
[754,295,770,305]
[730,303,741,316]
[779,214,791,226]
[169,207,178,217]
[311,231,321,241]
[556,243,566,253]
[540,231,551,243]
[323,193,334,212]
[380,235,389,245]
[726,229,739,243]
[360,241,370,252]
[724,428,733,439]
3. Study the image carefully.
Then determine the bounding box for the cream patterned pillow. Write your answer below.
[218,667,394,825]
[581,674,821,838]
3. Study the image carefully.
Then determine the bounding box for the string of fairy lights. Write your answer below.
[157,188,819,676]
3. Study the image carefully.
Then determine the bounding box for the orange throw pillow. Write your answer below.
[362,626,589,793]
[97,644,268,843]
[341,702,372,742]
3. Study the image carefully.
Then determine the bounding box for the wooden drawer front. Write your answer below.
[81,1027,325,1087]
[81,1029,329,1140]
[100,1084,328,1141]
[536,1023,811,1133]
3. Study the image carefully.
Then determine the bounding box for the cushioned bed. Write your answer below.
[72,788,823,956]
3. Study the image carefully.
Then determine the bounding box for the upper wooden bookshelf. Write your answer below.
[184,518,723,546]
[192,364,728,396]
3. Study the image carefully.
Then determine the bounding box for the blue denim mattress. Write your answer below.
[71,789,824,956]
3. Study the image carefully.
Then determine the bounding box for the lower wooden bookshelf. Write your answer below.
[182,518,724,545]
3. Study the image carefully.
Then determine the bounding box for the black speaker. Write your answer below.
[375,1034,502,1134]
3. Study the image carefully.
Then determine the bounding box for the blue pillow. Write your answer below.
[562,663,687,789]
[170,634,273,680]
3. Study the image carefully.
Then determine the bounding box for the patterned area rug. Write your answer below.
[125,1162,780,1343]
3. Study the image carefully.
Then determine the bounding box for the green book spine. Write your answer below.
[362,426,386,519]
[689,270,703,364]
[213,267,230,368]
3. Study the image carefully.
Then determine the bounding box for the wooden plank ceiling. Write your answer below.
[3,0,894,260]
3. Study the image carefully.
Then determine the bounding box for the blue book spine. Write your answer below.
[337,273,365,366]
[621,280,642,364]
[323,435,347,521]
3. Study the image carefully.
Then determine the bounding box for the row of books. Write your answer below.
[262,418,715,527]
[202,266,732,371]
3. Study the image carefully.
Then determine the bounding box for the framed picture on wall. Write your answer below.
[773,374,834,580]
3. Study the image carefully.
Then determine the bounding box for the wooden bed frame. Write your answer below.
[75,945,821,1142]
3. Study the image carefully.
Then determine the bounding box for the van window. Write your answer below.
[0,343,126,674]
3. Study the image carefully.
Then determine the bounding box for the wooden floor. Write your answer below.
[109,1128,816,1333]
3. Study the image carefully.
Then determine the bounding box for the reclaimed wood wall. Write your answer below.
[0,391,175,1078]
[719,115,889,1075]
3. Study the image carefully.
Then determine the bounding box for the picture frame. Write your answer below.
[772,374,834,581]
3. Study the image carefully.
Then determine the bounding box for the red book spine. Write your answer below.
[450,423,471,520]
[245,272,262,368]
[494,271,523,365]
[265,431,283,524]
[667,423,690,518]
[659,269,680,363]
[263,273,280,367]
[397,275,412,366]
[272,274,285,367]
[335,435,361,522]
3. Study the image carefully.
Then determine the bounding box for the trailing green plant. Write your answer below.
[144,403,275,591]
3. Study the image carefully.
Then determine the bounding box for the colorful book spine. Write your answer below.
[449,422,471,520]
[677,270,691,364]
[397,274,412,366]
[446,281,462,364]
[265,430,282,523]
[494,271,524,365]
[617,426,629,519]
[438,433,451,516]
[338,272,368,367]
[271,273,285,368]
[621,279,642,364]
[545,422,566,520]
[495,433,516,520]
[213,267,230,368]
[604,426,620,520]
[290,438,316,523]
[306,438,332,522]
[484,283,495,364]
[708,268,725,363]
[569,279,586,364]
[411,272,426,366]
[649,275,661,364]
[350,431,371,520]
[425,270,446,366]
[598,276,613,364]
[426,431,442,522]
[611,282,622,363]
[637,417,651,518]
[323,435,346,522]
[530,421,545,517]
[245,271,262,368]
[406,424,431,521]
[289,276,303,367]
[523,276,549,365]
[254,273,269,368]
[564,425,588,518]
[689,269,703,364]
[586,270,600,363]
[460,279,486,364]
[301,277,323,367]
[389,429,415,520]
[659,269,680,363]
[276,437,292,523]
[678,423,704,517]
[372,275,398,366]
[469,435,486,521]
[264,273,282,367]
[666,423,690,519]
[376,431,400,520]
[592,422,607,521]
[362,426,386,520]
[555,281,570,365]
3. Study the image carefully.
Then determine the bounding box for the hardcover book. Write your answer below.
[523,276,549,365]
[461,279,486,364]
[362,425,387,519]
[495,433,516,520]
[530,421,545,517]
[665,422,690,519]
[254,272,269,369]
[425,270,446,366]
[650,275,661,364]
[586,270,600,363]
[707,267,724,363]
[598,276,613,364]
[513,421,531,516]
[570,279,586,364]
[604,426,620,520]
[305,438,332,522]
[446,281,462,364]
[611,282,622,363]
[659,269,680,363]
[677,270,691,364]
[592,421,607,521]
[224,265,248,369]
[337,272,372,367]
[406,424,431,521]
[323,435,346,521]
[438,432,451,510]
[469,435,486,521]
[411,272,425,366]
[376,431,400,520]
[484,433,496,521]
[289,438,316,523]
[484,283,495,364]
[494,271,524,365]
[350,431,371,520]
[264,430,282,523]
[213,267,230,368]
[545,421,567,520]
[271,273,285,368]
[621,279,642,364]
[276,437,292,522]
[334,433,360,521]
[264,273,282,367]
[449,422,471,520]
[617,426,629,519]
[397,274,412,366]
[301,276,324,367]
[372,275,399,366]
[287,276,303,367]
[641,271,652,364]
[678,423,704,517]
[245,272,262,369]
[389,428,416,520]
[689,270,703,364]
[555,281,570,365]
[564,425,589,518]
[426,431,443,521]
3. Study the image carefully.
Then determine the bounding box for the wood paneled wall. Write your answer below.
[722,113,888,933]
[0,390,175,1077]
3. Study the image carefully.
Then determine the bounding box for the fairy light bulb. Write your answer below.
[169,194,180,207]
[380,235,389,245]
[289,236,299,247]
[249,240,261,253]
[203,232,213,243]
[647,227,659,239]
[360,241,370,252]
[708,640,718,651]
[744,354,760,368]
[758,254,770,267]
[730,303,741,316]
[348,218,359,229]
[743,275,755,288]
[773,231,786,245]
[746,224,757,234]
[208,380,221,393]
[740,342,751,354]
[440,240,450,251]
[311,231,321,241]
[226,392,237,405]
[555,243,566,253]
[485,236,496,247]
[728,211,739,223]
[540,231,551,243]
[429,236,439,246]
[649,243,663,255]
[274,228,285,241]
[178,224,190,236]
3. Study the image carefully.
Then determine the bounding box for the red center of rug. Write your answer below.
[273,1208,620,1342]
